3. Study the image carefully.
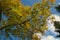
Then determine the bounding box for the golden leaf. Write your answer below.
[25,22,31,29]
[49,0,56,3]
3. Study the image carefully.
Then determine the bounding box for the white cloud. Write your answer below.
[58,3,60,5]
[41,14,60,40]
[47,14,60,34]
[41,36,60,40]
[33,14,60,40]
[47,15,55,31]
[34,32,60,40]
[54,15,60,21]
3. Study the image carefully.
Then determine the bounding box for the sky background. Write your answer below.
[0,0,60,40]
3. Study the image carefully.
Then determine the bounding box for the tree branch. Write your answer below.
[0,10,37,30]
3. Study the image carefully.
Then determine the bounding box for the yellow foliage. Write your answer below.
[19,6,24,9]
[1,0,55,39]
[33,29,38,33]
[42,26,48,31]
[45,9,51,16]
[49,0,56,3]
[25,22,31,29]
[12,8,22,16]
[32,34,40,40]
[24,6,31,11]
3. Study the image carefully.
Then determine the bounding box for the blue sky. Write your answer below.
[21,0,39,6]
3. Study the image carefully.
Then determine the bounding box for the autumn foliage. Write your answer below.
[0,0,55,40]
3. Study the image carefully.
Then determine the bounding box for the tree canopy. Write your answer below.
[0,0,56,40]
[54,21,60,34]
[55,5,60,13]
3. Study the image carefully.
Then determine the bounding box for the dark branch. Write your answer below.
[55,5,60,13]
[0,11,37,30]
[8,34,12,40]
[0,1,2,21]
[54,21,60,34]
